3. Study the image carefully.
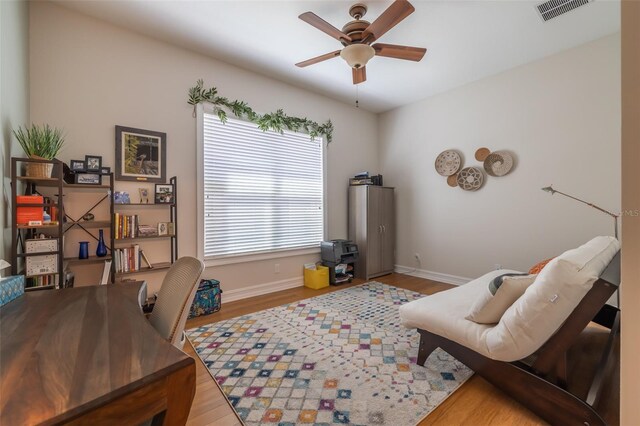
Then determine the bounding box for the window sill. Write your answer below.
[204,247,320,267]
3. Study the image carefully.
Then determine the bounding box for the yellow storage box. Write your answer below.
[304,265,329,290]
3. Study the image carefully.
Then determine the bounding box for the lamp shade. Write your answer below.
[340,44,375,69]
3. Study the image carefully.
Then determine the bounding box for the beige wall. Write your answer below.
[378,35,621,280]
[621,1,640,423]
[29,2,378,294]
[1,0,30,264]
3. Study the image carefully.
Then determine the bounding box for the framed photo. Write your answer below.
[154,184,174,204]
[138,188,149,204]
[75,173,101,185]
[100,167,111,175]
[114,191,131,204]
[70,160,85,172]
[157,222,168,236]
[116,125,166,182]
[85,155,102,172]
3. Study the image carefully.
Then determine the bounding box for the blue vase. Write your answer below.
[79,241,89,260]
[96,229,108,257]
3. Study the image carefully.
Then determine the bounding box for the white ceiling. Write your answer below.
[56,0,620,113]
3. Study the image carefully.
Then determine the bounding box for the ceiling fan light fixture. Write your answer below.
[340,44,375,69]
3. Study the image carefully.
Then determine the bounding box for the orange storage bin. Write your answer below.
[16,195,44,225]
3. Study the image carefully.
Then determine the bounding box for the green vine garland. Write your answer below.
[188,79,333,143]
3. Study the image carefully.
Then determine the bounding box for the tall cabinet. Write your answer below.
[348,185,395,280]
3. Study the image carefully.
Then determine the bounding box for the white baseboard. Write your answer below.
[394,265,472,286]
[221,267,470,304]
[222,276,304,303]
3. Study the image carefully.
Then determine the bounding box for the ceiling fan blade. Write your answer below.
[295,50,342,68]
[373,43,426,61]
[299,12,352,43]
[352,67,367,85]
[362,0,415,43]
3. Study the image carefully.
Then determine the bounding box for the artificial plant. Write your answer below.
[188,79,334,143]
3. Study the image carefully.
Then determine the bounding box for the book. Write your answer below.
[100,260,112,285]
[140,250,153,269]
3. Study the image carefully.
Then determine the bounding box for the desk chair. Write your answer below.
[149,256,205,348]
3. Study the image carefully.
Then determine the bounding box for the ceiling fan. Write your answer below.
[296,0,427,85]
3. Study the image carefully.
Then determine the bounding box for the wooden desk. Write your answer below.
[0,283,196,425]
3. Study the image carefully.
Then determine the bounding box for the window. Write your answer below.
[198,109,324,260]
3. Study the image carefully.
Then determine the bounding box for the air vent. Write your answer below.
[536,0,594,21]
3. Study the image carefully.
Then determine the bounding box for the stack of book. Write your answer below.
[114,213,139,239]
[349,172,383,186]
[114,245,152,273]
[26,275,58,289]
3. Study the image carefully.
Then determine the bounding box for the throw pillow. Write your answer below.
[529,258,554,274]
[466,274,537,324]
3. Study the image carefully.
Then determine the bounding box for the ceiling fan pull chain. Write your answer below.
[356,84,359,108]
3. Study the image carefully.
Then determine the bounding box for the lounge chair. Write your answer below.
[399,236,620,426]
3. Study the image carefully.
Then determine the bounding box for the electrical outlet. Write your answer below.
[274,263,280,273]
[495,264,502,270]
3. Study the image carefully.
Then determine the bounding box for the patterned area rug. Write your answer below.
[187,282,473,425]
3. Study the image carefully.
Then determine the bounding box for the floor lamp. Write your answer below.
[542,185,620,306]
[541,186,619,239]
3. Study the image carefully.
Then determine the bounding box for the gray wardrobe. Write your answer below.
[348,185,395,280]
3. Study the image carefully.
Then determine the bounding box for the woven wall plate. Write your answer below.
[457,167,484,191]
[435,150,461,176]
[475,147,491,162]
[483,151,513,177]
[447,174,459,187]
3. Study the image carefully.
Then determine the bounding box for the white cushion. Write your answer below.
[466,274,537,324]
[399,236,619,362]
[399,269,520,358]
[486,236,619,360]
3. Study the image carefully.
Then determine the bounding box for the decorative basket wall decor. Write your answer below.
[435,147,516,191]
[483,151,514,177]
[434,150,462,176]
[474,147,490,162]
[457,167,484,191]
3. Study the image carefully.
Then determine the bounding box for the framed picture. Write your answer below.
[85,155,102,172]
[70,160,85,172]
[157,222,168,236]
[116,125,166,182]
[100,167,111,175]
[154,184,174,204]
[138,188,149,204]
[114,191,131,204]
[75,173,101,185]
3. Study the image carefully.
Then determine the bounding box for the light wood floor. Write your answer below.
[184,273,619,425]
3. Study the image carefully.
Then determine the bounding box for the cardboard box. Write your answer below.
[16,195,44,225]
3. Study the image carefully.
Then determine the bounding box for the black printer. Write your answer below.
[320,240,359,284]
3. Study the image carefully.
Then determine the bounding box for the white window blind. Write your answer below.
[203,113,324,258]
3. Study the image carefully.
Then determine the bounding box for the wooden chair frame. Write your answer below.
[416,254,620,426]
